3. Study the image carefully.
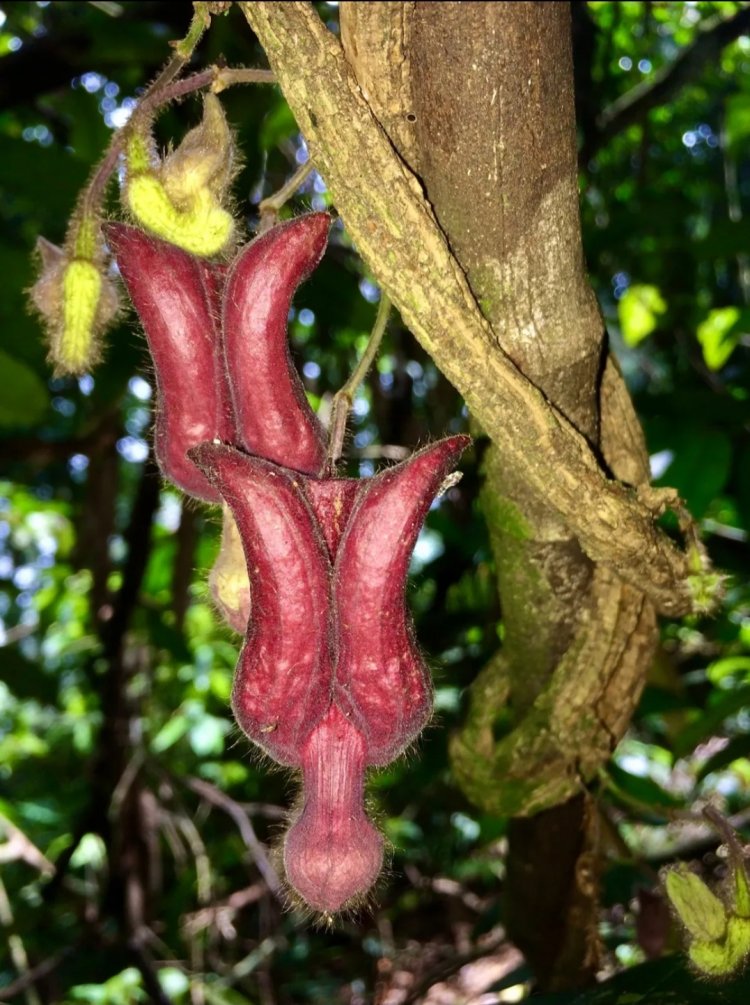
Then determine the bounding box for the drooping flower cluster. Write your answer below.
[109,211,469,911]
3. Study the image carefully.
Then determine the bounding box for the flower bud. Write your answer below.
[124,97,236,257]
[209,505,251,633]
[161,93,235,204]
[689,916,750,977]
[30,217,119,376]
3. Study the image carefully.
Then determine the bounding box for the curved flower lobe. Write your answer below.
[223,214,329,474]
[333,435,471,763]
[107,222,232,502]
[189,442,332,766]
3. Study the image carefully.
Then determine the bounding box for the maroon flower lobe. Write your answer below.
[106,222,233,502]
[190,435,470,910]
[222,214,330,475]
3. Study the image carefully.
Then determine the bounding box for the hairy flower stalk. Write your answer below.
[190,435,470,911]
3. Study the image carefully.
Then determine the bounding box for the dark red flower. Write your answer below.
[190,435,470,911]
[106,214,330,501]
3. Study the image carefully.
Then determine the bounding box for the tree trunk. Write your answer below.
[240,0,710,990]
[337,2,653,988]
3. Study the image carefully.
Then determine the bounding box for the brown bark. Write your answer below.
[338,2,649,987]
[238,0,711,989]
[240,1,715,621]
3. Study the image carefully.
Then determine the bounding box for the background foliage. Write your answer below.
[1,1,750,1002]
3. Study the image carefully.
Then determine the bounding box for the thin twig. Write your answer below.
[326,292,391,472]
[185,777,283,898]
[172,812,212,907]
[0,877,42,1005]
[0,948,75,1002]
[128,936,175,1005]
[0,815,55,875]
[258,159,314,233]
[396,934,514,1005]
[183,884,265,938]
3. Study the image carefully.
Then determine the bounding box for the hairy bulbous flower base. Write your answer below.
[284,707,384,913]
[191,435,469,909]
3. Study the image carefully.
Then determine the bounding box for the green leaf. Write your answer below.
[618,284,667,346]
[673,686,750,758]
[0,350,48,427]
[151,714,190,754]
[188,715,227,757]
[0,135,90,226]
[608,762,683,812]
[158,968,190,999]
[259,103,298,151]
[696,307,746,371]
[706,657,750,688]
[724,92,750,154]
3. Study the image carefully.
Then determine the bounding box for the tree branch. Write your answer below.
[587,7,750,159]
[240,1,715,618]
[185,777,283,899]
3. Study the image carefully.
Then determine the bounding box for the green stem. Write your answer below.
[325,292,391,474]
[174,2,212,61]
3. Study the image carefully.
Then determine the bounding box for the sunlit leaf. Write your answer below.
[697,307,747,370]
[618,284,667,346]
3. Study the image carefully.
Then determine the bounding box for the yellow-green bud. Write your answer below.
[29,220,119,376]
[664,865,728,943]
[124,97,236,257]
[689,916,750,977]
[161,93,235,204]
[126,173,234,257]
[61,260,102,373]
